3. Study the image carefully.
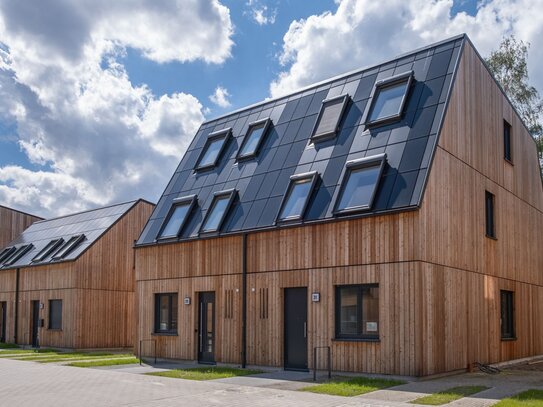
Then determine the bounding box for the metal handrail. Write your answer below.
[139,339,157,366]
[313,346,331,381]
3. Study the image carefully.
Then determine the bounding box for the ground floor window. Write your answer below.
[48,300,62,330]
[500,290,515,340]
[335,284,379,340]
[154,293,178,334]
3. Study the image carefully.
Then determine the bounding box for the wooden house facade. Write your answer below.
[0,205,42,249]
[134,35,543,376]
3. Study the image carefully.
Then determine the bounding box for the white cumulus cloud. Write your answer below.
[245,0,277,25]
[209,86,232,108]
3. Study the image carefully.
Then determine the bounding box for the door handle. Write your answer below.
[304,322,307,338]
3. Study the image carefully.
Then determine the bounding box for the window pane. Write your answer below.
[170,295,178,332]
[199,138,225,167]
[279,178,313,219]
[339,287,359,335]
[239,125,265,157]
[160,204,191,238]
[337,165,381,210]
[485,191,495,238]
[313,97,346,140]
[369,81,408,122]
[159,295,170,331]
[362,287,379,336]
[500,290,514,339]
[202,196,230,232]
[49,300,62,330]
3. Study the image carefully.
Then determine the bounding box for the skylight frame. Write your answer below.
[32,238,65,263]
[199,189,237,235]
[236,118,272,161]
[51,234,86,260]
[156,195,197,240]
[333,153,387,215]
[0,247,16,264]
[310,94,351,143]
[276,171,319,223]
[364,71,414,128]
[2,244,34,267]
[194,128,232,171]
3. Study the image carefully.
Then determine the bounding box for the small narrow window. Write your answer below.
[195,128,232,171]
[2,244,34,267]
[52,235,86,260]
[0,247,16,265]
[335,284,379,340]
[334,154,386,214]
[311,94,350,142]
[32,239,64,262]
[237,118,272,160]
[365,71,413,127]
[154,293,178,334]
[157,195,197,240]
[503,120,512,162]
[500,290,515,340]
[485,191,496,238]
[48,299,62,330]
[200,189,237,234]
[277,172,318,222]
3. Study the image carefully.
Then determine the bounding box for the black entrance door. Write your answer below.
[198,292,215,364]
[284,287,308,370]
[31,300,40,347]
[0,302,6,342]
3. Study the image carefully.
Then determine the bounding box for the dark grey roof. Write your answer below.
[1,200,144,269]
[137,35,465,246]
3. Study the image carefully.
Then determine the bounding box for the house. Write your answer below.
[0,199,154,349]
[134,34,543,376]
[0,205,42,249]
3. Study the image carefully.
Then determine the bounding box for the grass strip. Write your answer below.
[0,343,19,349]
[0,348,58,357]
[300,376,405,397]
[147,366,262,381]
[68,357,140,368]
[412,386,489,405]
[494,390,543,407]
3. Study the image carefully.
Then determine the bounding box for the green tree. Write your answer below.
[485,36,543,168]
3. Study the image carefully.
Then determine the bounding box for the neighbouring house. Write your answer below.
[0,205,42,249]
[134,34,543,376]
[0,200,154,349]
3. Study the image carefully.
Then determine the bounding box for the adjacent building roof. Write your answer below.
[137,34,466,246]
[1,200,148,269]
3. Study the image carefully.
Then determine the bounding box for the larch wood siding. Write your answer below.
[0,206,41,249]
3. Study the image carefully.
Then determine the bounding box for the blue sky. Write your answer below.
[0,0,540,217]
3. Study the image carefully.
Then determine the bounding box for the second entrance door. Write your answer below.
[198,292,215,364]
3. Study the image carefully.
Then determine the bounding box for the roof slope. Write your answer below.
[2,200,145,268]
[137,35,465,245]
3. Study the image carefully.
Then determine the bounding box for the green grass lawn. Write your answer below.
[494,390,543,407]
[68,357,140,368]
[30,353,133,363]
[147,366,263,381]
[300,376,405,397]
[0,343,19,349]
[412,386,489,405]
[0,348,57,357]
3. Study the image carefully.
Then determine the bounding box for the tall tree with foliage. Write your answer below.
[485,36,543,169]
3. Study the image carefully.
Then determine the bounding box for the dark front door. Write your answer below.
[198,292,215,364]
[0,301,6,342]
[284,287,308,371]
[31,300,40,347]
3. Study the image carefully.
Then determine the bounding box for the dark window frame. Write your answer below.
[52,235,86,260]
[276,171,319,223]
[199,189,237,235]
[154,293,178,335]
[48,299,62,330]
[194,128,232,171]
[236,118,272,161]
[156,195,197,240]
[364,70,414,128]
[335,284,380,341]
[485,191,496,239]
[500,290,516,340]
[310,94,351,143]
[0,247,16,265]
[333,153,387,215]
[503,119,513,163]
[32,239,65,263]
[2,244,34,267]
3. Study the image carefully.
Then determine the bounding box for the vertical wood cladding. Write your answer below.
[0,206,41,249]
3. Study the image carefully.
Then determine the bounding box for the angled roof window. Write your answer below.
[0,247,16,264]
[200,189,237,234]
[52,235,86,260]
[195,128,232,171]
[2,244,34,267]
[277,172,319,222]
[311,94,350,143]
[334,154,387,214]
[237,118,272,160]
[157,195,197,240]
[365,71,413,127]
[32,238,65,262]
